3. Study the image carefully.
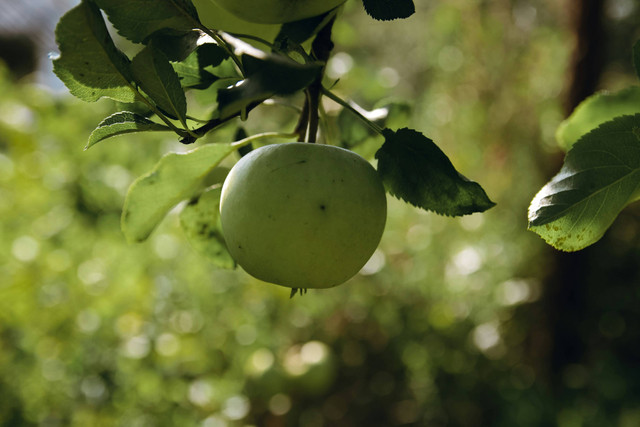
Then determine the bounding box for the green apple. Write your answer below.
[193,0,279,38]
[219,142,386,289]
[209,0,347,24]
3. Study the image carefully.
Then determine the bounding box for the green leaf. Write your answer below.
[275,11,335,48]
[131,45,188,124]
[180,186,235,269]
[528,114,640,251]
[52,1,136,103]
[147,30,201,62]
[86,112,172,149]
[375,128,495,216]
[217,37,322,119]
[93,0,200,44]
[122,143,239,243]
[172,43,229,89]
[556,86,640,151]
[362,0,415,21]
[114,100,154,117]
[634,39,640,81]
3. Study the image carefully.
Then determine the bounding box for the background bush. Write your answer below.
[1,1,639,426]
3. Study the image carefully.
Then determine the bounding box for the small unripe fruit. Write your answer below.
[220,143,386,289]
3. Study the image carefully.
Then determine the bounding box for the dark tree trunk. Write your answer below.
[535,0,606,401]
[563,0,606,115]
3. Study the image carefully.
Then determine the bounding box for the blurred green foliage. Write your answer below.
[1,1,640,426]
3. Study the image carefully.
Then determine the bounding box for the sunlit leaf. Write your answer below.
[86,112,172,149]
[180,186,235,269]
[556,86,640,151]
[122,143,240,243]
[375,128,495,216]
[529,114,640,251]
[93,0,201,43]
[52,1,136,103]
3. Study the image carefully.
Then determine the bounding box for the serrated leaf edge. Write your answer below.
[86,111,171,149]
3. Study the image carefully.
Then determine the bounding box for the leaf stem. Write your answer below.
[321,87,385,135]
[198,28,245,76]
[226,32,276,50]
[180,100,265,144]
[231,131,298,149]
[131,90,192,137]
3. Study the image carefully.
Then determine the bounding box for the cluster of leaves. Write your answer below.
[53,0,494,267]
[528,40,640,251]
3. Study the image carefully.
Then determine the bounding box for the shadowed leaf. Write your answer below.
[148,30,201,62]
[275,10,336,47]
[172,43,229,89]
[217,36,322,119]
[131,45,188,124]
[362,0,415,21]
[375,128,495,216]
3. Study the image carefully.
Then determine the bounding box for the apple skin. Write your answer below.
[193,0,279,38]
[210,0,347,24]
[219,143,387,289]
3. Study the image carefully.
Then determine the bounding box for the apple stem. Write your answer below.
[300,16,337,143]
[305,88,321,143]
[294,96,310,142]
